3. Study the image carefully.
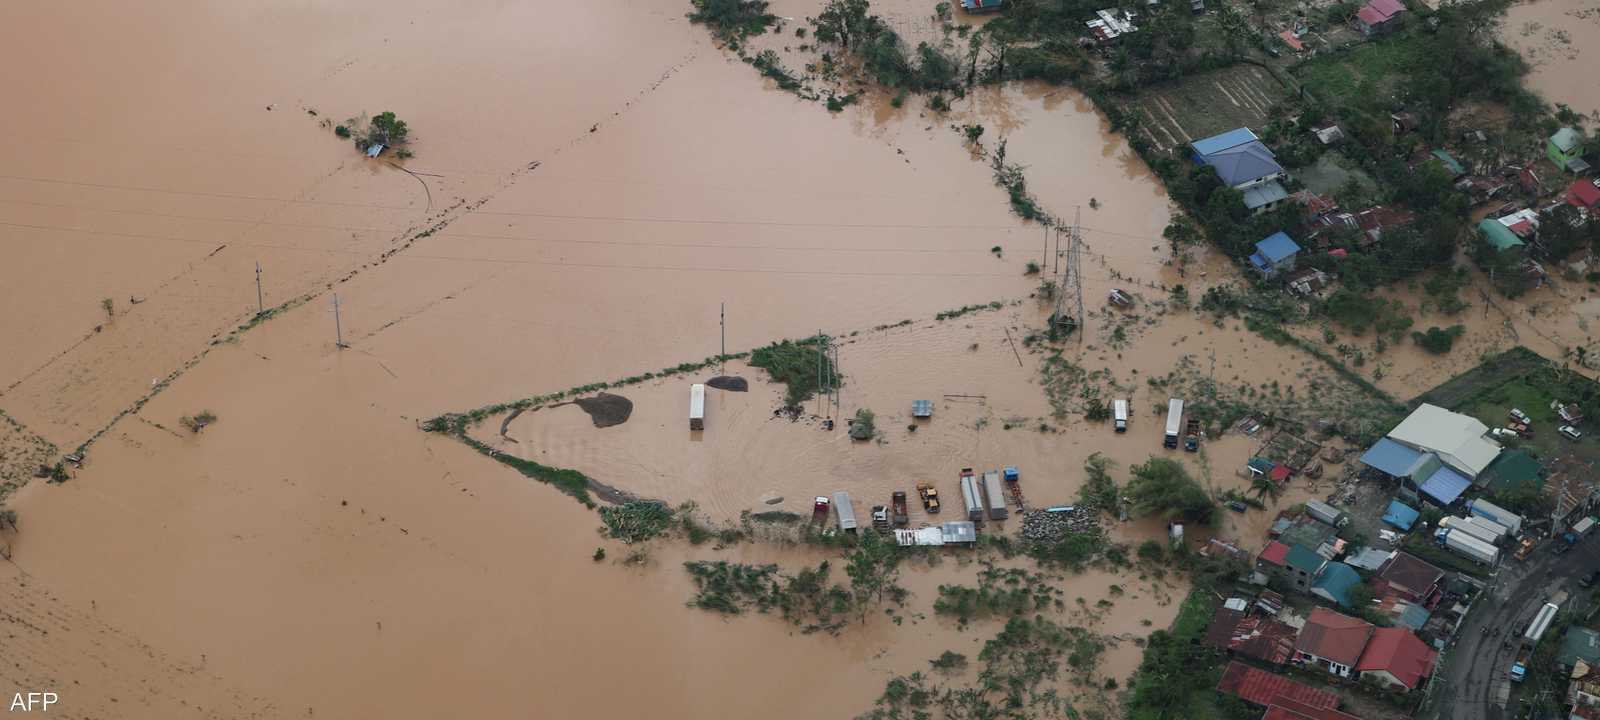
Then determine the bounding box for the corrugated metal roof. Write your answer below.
[1204,141,1285,187]
[1296,608,1375,666]
[1244,181,1291,209]
[1356,627,1437,688]
[1382,500,1419,530]
[1360,438,1424,477]
[1218,662,1339,708]
[1419,464,1471,505]
[1192,127,1260,156]
[1553,127,1583,153]
[1479,217,1525,250]
[1257,231,1301,262]
[1388,403,1500,477]
[1312,562,1362,607]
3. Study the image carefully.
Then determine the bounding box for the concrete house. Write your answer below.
[1549,128,1589,173]
[1355,0,1405,35]
[1294,607,1375,678]
[1259,541,1327,592]
[1191,128,1288,197]
[1310,562,1363,608]
[1249,232,1301,278]
[1356,627,1438,690]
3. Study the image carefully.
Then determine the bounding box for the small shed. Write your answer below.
[1478,218,1525,252]
[1249,232,1301,278]
[912,400,934,418]
[1431,150,1466,178]
[366,143,385,158]
[1383,500,1420,531]
[1569,180,1600,210]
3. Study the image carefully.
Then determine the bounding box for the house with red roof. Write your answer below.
[1264,696,1364,720]
[1217,661,1340,708]
[1356,627,1438,690]
[1355,0,1405,35]
[1374,551,1444,606]
[1569,180,1600,211]
[1294,607,1375,678]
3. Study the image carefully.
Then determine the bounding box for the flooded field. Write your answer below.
[1504,0,1600,118]
[0,0,1509,716]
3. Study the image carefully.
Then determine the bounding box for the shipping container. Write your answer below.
[983,470,1008,520]
[833,491,857,533]
[1469,498,1524,535]
[1164,398,1184,448]
[689,384,706,430]
[1436,527,1499,564]
[1466,514,1510,541]
[1441,516,1501,545]
[1114,399,1129,433]
[959,469,983,521]
[1305,499,1348,528]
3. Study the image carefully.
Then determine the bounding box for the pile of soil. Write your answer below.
[706,375,747,392]
[572,393,633,428]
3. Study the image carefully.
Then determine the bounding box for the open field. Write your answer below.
[1122,65,1289,150]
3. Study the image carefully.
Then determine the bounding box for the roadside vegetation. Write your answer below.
[748,336,838,406]
[682,531,907,631]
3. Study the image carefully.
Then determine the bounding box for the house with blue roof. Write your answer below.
[1248,232,1301,277]
[1311,562,1363,608]
[1191,128,1288,202]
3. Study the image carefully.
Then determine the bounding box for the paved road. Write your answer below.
[1426,538,1600,720]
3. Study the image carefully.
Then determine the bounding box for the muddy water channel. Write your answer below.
[0,0,1346,717]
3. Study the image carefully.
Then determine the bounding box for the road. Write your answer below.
[1425,537,1600,720]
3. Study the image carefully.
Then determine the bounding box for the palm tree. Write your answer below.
[1250,474,1281,502]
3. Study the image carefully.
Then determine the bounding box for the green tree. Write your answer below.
[811,0,872,50]
[845,532,905,619]
[1125,457,1215,524]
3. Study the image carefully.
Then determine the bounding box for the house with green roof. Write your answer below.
[1432,149,1466,178]
[1478,217,1524,252]
[1549,128,1589,173]
[1478,449,1542,493]
[1312,562,1363,608]
[1258,540,1328,593]
[1559,627,1600,669]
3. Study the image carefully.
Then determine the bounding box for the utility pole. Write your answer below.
[720,302,726,362]
[333,294,348,349]
[816,330,824,417]
[255,262,264,315]
[1041,225,1048,272]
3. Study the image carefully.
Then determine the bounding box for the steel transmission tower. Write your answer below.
[1051,208,1085,342]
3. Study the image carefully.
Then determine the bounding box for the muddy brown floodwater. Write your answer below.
[1504,0,1600,119]
[0,0,1341,717]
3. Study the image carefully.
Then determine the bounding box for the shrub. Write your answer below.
[178,410,218,433]
[1412,325,1465,354]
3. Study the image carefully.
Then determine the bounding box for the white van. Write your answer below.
[689,384,706,430]
[1113,399,1129,433]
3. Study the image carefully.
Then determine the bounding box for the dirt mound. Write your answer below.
[706,375,748,392]
[573,393,633,428]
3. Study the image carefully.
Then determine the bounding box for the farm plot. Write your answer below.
[1122,65,1289,150]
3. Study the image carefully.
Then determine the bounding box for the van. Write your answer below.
[1163,398,1184,448]
[1113,399,1129,433]
[689,384,706,430]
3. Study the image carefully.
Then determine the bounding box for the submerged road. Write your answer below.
[1426,536,1600,720]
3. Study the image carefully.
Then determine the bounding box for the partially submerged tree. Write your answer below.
[1125,457,1214,524]
[179,410,218,434]
[340,111,412,156]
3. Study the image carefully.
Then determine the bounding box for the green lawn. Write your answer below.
[1293,32,1427,108]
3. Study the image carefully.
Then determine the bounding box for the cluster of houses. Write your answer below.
[1198,400,1600,715]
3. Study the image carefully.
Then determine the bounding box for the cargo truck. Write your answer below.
[891,491,910,527]
[1113,399,1129,433]
[1435,527,1499,564]
[959,469,983,521]
[1163,398,1184,449]
[1512,602,1561,683]
[689,384,706,430]
[983,470,1009,520]
[833,491,858,533]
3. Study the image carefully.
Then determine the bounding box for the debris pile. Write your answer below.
[1019,509,1103,544]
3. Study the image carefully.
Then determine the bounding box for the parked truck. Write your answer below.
[1469,498,1524,535]
[983,470,1009,520]
[833,491,858,533]
[1113,399,1129,433]
[689,383,706,430]
[891,491,910,527]
[1512,602,1561,683]
[1183,418,1201,452]
[1163,398,1184,449]
[1435,527,1500,565]
[917,483,941,514]
[959,468,983,521]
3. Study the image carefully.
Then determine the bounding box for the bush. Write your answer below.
[178,410,218,433]
[1412,325,1465,354]
[688,0,777,40]
[749,337,838,406]
[849,408,876,440]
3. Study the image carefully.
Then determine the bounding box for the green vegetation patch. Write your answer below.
[748,337,838,406]
[600,501,676,543]
[933,563,1064,627]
